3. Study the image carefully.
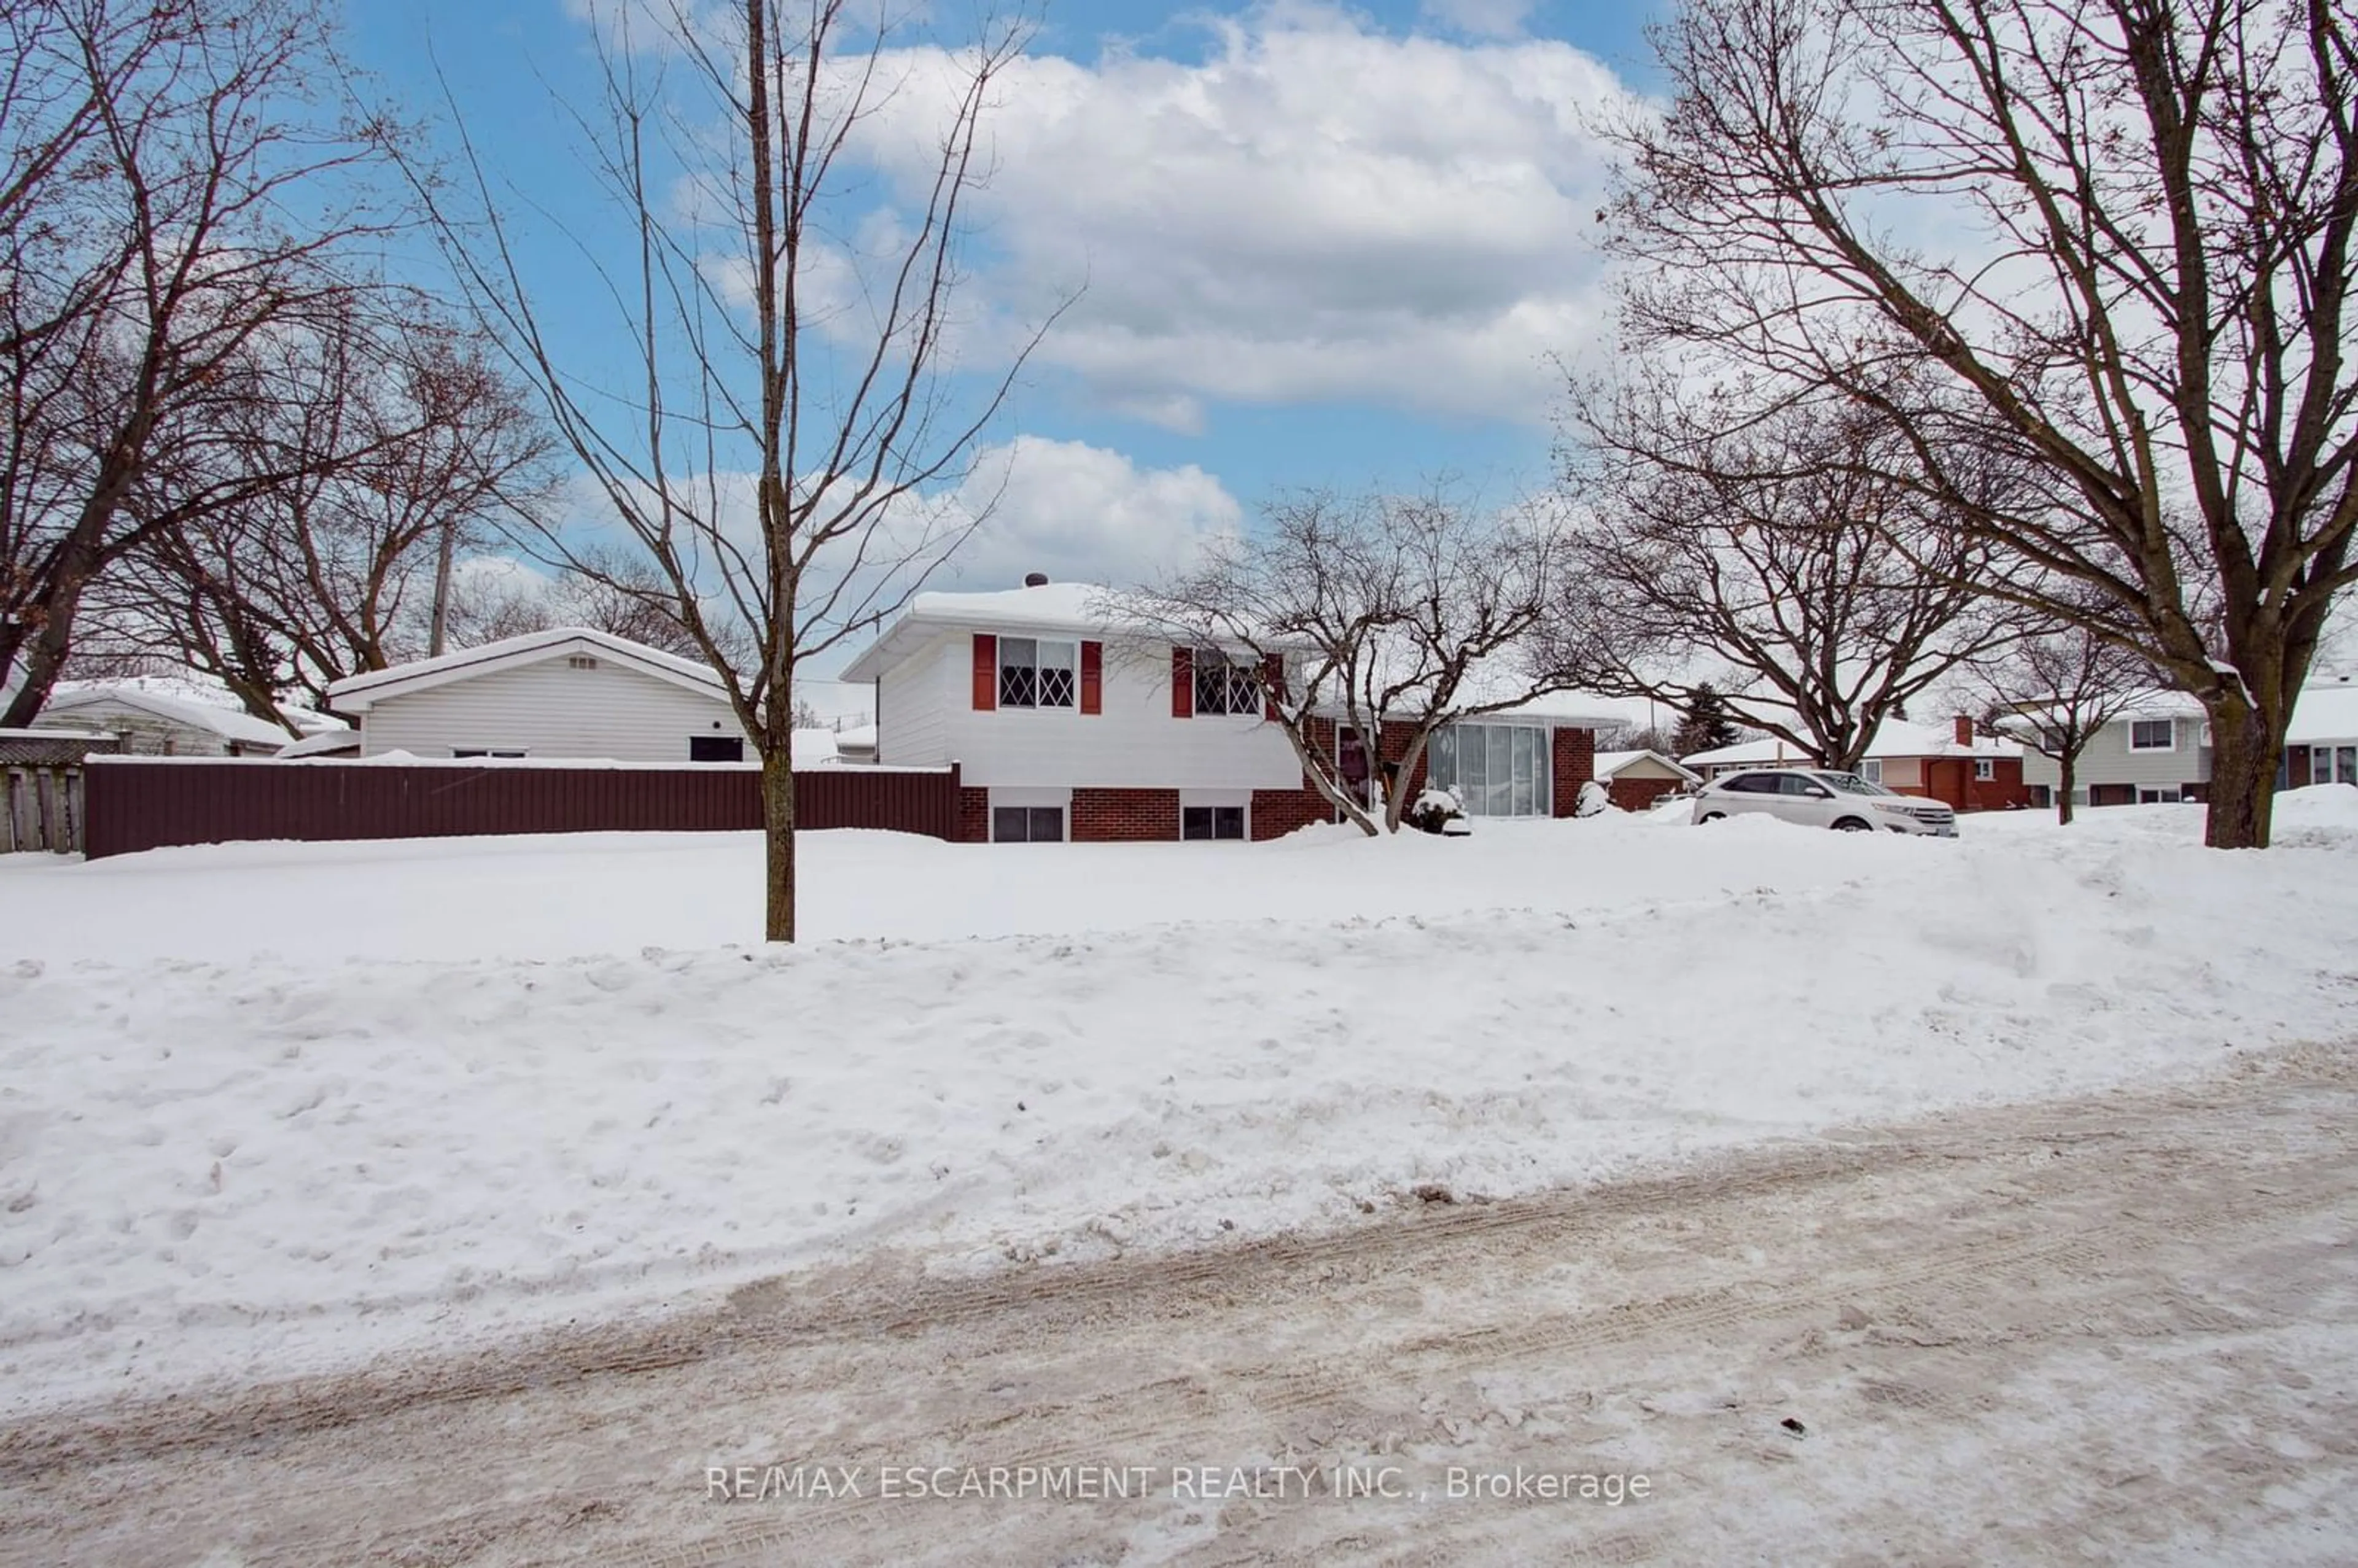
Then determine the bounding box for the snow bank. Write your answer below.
[2,805,2354,1413]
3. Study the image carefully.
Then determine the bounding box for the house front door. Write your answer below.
[1337,727,1373,807]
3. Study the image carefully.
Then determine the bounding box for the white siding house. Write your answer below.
[2012,691,2213,805]
[843,580,1617,842]
[846,584,1302,841]
[326,629,747,763]
[2285,677,2358,789]
[2009,677,2358,804]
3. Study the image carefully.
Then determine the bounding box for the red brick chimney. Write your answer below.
[1955,715,1975,747]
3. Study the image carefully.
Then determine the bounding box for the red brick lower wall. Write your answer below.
[1918,756,2034,813]
[964,720,1608,844]
[1071,787,1181,842]
[1552,726,1596,818]
[1606,775,1681,812]
[957,787,989,843]
[1251,787,1333,840]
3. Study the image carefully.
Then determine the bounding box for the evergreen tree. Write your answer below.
[1675,685,1740,756]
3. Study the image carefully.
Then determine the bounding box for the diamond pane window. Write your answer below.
[998,638,1037,707]
[1035,641,1076,708]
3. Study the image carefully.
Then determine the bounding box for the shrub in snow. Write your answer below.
[1404,786,1466,836]
[1574,780,1611,818]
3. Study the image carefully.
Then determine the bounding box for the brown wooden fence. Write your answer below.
[80,758,963,860]
[1,731,121,853]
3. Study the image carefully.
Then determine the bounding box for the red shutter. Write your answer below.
[1261,654,1283,720]
[971,634,997,711]
[1080,640,1102,715]
[1170,646,1194,718]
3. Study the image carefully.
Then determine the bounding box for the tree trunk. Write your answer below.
[2202,702,2281,850]
[761,748,797,942]
[0,530,106,728]
[2056,750,2077,826]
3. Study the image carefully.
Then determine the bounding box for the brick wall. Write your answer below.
[1552,726,1596,818]
[1922,756,2034,813]
[1251,787,1332,840]
[957,787,990,843]
[1606,775,1681,812]
[1071,787,1181,842]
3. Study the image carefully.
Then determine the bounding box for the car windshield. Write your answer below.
[1819,772,1896,797]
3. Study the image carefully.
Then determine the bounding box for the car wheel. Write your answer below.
[1698,811,1726,824]
[1832,817,1871,832]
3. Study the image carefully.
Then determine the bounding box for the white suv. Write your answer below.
[1691,768,1957,836]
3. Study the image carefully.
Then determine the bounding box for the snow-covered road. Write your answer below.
[6,1046,2352,1567]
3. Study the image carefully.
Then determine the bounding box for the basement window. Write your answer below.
[1181,805,1245,841]
[992,806,1065,842]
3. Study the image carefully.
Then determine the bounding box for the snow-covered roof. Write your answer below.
[841,583,1151,683]
[1593,749,1702,782]
[841,582,1622,726]
[38,685,303,749]
[2289,676,2358,743]
[1997,686,2208,732]
[790,729,839,767]
[274,728,363,759]
[1450,689,1628,728]
[1683,718,2020,769]
[326,628,730,712]
[1993,676,2358,744]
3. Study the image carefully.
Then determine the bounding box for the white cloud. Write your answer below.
[936,435,1242,593]
[535,434,1237,658]
[550,5,1636,429]
[818,8,1640,426]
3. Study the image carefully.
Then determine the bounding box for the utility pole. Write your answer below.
[427,516,457,656]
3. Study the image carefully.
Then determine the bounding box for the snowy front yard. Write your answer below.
[3,791,2356,1415]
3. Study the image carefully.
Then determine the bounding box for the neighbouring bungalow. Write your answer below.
[1590,750,1701,812]
[1683,716,2031,813]
[28,680,335,757]
[838,576,1621,842]
[325,628,749,763]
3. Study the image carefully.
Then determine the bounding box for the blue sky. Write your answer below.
[349,1,1665,691]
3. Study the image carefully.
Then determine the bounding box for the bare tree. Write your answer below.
[1602,0,2358,847]
[1146,489,1573,836]
[104,302,556,721]
[0,0,403,725]
[434,545,762,667]
[1982,621,2154,825]
[1552,391,2014,770]
[422,0,1058,941]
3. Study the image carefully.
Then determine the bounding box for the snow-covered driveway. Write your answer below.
[1,791,2356,1416]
